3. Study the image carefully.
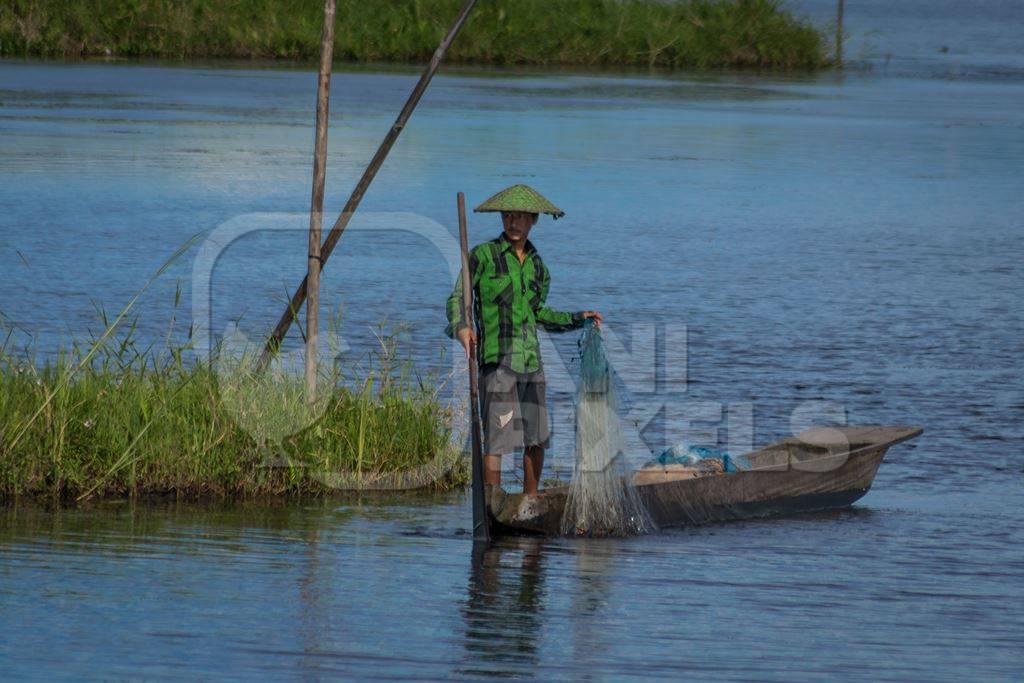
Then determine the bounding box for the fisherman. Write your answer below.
[446,184,602,495]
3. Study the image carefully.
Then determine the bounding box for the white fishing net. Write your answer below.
[560,321,654,537]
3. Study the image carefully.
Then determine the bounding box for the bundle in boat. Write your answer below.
[560,321,654,537]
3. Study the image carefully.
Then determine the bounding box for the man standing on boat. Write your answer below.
[446,184,602,495]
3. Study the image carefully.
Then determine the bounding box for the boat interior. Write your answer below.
[632,426,924,485]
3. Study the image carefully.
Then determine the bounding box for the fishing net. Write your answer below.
[560,321,654,537]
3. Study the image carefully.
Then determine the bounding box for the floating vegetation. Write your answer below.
[0,308,465,503]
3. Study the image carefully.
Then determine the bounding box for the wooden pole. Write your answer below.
[836,0,844,66]
[258,0,480,371]
[458,192,489,542]
[305,0,336,405]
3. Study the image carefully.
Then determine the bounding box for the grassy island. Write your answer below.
[0,330,465,503]
[2,0,829,69]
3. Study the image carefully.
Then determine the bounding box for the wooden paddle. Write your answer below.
[458,192,490,542]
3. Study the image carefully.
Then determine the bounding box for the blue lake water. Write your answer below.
[1,1,1023,679]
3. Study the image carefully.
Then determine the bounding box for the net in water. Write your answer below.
[560,321,654,537]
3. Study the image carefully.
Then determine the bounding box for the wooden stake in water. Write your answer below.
[306,0,336,404]
[836,0,845,66]
[458,192,490,542]
[258,0,480,371]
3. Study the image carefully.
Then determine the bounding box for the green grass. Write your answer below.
[1,0,830,69]
[0,319,466,503]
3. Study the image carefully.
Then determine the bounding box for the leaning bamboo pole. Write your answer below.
[305,0,336,404]
[258,0,479,371]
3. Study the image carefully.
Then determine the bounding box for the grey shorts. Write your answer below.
[479,364,549,455]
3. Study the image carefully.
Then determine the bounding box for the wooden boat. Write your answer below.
[488,425,923,536]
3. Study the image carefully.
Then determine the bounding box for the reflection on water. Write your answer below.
[1,491,1022,679]
[462,539,546,676]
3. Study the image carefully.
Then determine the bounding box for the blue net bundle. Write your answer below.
[651,443,751,473]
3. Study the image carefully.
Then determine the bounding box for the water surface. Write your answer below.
[1,2,1022,679]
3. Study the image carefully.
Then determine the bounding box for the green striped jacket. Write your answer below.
[446,233,583,373]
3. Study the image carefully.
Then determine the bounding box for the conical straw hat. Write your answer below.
[474,184,565,219]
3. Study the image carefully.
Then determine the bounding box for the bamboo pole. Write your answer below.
[836,0,844,66]
[258,0,480,371]
[306,0,336,405]
[458,192,489,542]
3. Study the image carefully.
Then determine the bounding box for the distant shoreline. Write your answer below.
[1,0,831,70]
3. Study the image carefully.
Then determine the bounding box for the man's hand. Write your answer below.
[457,327,477,358]
[582,311,603,328]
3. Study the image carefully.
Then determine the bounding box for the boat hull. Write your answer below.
[488,425,922,536]
[638,442,887,527]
